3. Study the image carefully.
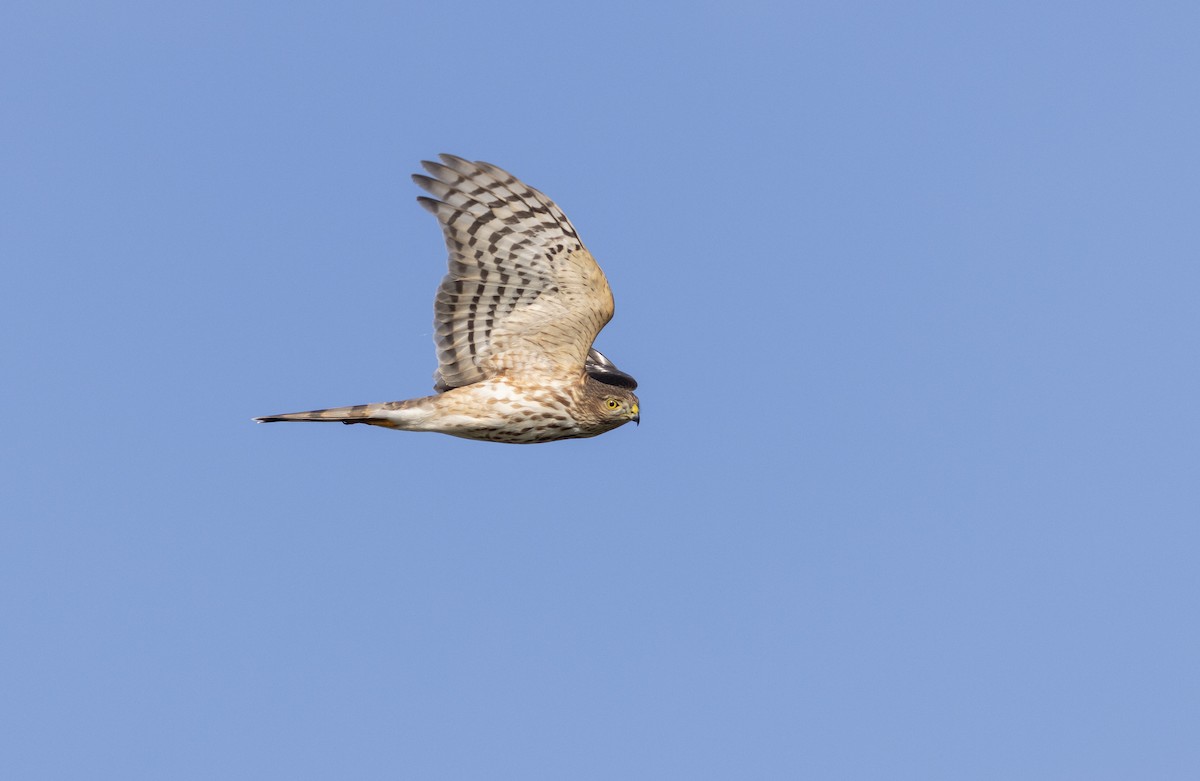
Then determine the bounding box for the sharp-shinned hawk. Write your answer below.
[256,155,639,444]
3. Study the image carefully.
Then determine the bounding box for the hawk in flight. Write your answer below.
[256,155,639,444]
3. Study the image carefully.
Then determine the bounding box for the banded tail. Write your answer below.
[254,401,406,428]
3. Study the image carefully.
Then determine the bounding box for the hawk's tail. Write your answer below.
[254,402,404,428]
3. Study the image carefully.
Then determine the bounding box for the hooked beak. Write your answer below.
[630,403,640,426]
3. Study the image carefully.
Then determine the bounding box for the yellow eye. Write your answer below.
[605,399,620,410]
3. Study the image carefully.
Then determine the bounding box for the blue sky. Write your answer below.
[3,2,1198,778]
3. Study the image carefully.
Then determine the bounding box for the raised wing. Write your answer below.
[414,155,615,391]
